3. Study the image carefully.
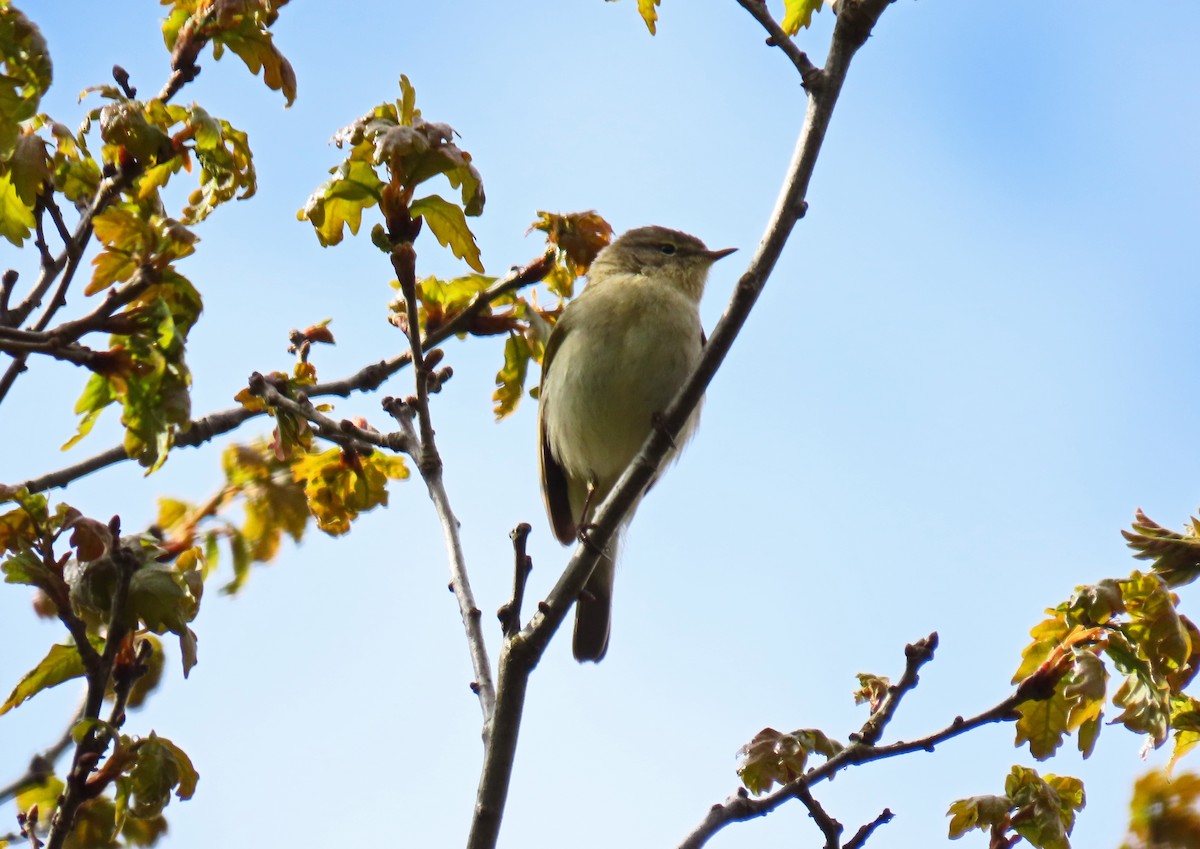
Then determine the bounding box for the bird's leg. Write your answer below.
[575,479,604,555]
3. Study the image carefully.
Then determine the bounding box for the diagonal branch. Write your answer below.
[844,808,894,849]
[466,3,900,848]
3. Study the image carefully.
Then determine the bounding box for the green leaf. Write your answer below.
[782,0,824,34]
[126,733,199,819]
[1121,571,1190,675]
[1,640,101,715]
[0,6,53,158]
[2,549,52,586]
[1168,695,1200,773]
[410,194,483,272]
[1124,509,1200,588]
[291,447,409,536]
[946,794,1012,839]
[1005,765,1085,849]
[298,157,383,246]
[1015,675,1073,761]
[0,169,35,246]
[735,727,838,795]
[8,132,50,204]
[493,333,531,420]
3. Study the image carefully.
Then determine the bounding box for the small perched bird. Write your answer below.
[537,225,736,662]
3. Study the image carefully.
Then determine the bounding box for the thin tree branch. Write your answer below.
[735,0,822,84]
[855,632,938,746]
[0,269,17,324]
[796,782,842,849]
[844,808,894,849]
[676,647,1027,849]
[0,171,132,404]
[386,233,509,726]
[14,255,553,494]
[497,523,533,638]
[0,699,83,806]
[247,372,415,456]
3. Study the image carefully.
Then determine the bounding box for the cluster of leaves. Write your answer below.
[0,2,53,244]
[938,509,1200,849]
[0,488,202,845]
[0,0,297,471]
[298,77,613,422]
[161,0,296,107]
[737,727,843,795]
[299,74,484,267]
[947,765,1084,849]
[387,210,611,419]
[0,489,202,679]
[66,211,201,471]
[16,729,196,849]
[158,411,408,593]
[1011,569,1198,765]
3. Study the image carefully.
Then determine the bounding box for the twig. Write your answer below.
[248,373,414,456]
[0,269,16,324]
[14,256,553,494]
[854,632,937,746]
[735,0,822,85]
[384,239,499,726]
[844,808,894,849]
[498,523,533,637]
[796,782,842,849]
[0,699,83,806]
[0,172,132,405]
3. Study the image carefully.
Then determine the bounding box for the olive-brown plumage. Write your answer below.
[537,226,735,662]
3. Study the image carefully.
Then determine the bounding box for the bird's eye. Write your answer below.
[659,244,676,255]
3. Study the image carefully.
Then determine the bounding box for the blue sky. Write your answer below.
[2,1,1199,847]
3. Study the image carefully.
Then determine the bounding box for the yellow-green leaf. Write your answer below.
[782,0,824,34]
[1,640,100,714]
[410,194,483,272]
[637,0,661,34]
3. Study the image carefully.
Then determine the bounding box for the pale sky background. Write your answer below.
[2,2,1199,847]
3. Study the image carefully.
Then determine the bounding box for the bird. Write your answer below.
[537,225,736,661]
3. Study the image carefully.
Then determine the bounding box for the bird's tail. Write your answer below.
[573,545,616,663]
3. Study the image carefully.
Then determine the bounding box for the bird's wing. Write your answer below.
[538,318,578,544]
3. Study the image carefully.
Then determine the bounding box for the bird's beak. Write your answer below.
[705,247,737,262]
